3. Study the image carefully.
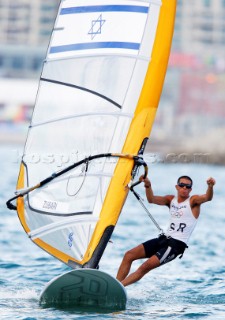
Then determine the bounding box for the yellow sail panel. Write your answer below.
[15,0,176,268]
[16,163,30,233]
[82,0,177,266]
[34,238,81,266]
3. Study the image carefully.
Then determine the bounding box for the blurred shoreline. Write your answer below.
[146,139,225,166]
[1,126,224,166]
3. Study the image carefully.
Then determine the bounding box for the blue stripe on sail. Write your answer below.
[50,42,140,54]
[60,5,149,15]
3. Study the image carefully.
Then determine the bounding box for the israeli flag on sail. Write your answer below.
[48,1,150,58]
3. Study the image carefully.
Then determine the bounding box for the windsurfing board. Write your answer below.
[39,269,127,311]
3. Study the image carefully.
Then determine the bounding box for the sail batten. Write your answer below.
[14,0,176,268]
[45,53,151,63]
[31,112,132,128]
[40,77,123,109]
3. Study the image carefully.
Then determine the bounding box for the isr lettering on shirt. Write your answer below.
[166,197,197,244]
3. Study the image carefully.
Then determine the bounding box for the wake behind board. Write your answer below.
[39,269,127,311]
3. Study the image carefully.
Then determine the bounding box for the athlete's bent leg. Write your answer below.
[121,255,160,287]
[116,244,146,282]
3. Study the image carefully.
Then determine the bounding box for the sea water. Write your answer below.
[1,145,225,320]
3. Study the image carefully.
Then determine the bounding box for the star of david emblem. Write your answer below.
[88,14,106,40]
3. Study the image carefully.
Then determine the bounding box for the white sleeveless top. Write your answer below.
[166,197,197,244]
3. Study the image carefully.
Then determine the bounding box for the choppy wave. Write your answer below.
[1,145,225,319]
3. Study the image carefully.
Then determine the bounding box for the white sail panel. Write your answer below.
[14,0,176,268]
[41,57,141,108]
[29,216,98,261]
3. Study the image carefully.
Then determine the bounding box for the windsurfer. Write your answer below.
[116,175,216,287]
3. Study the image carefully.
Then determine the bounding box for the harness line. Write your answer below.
[130,187,164,235]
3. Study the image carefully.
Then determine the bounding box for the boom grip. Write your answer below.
[130,162,148,191]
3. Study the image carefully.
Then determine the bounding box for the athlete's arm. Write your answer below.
[191,177,216,206]
[140,176,173,207]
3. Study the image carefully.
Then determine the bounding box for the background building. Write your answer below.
[0,0,60,78]
[174,0,225,56]
[0,0,225,162]
[150,0,225,160]
[1,0,225,79]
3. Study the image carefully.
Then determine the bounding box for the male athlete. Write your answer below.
[116,175,216,287]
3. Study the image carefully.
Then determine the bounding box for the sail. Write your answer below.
[16,0,176,268]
